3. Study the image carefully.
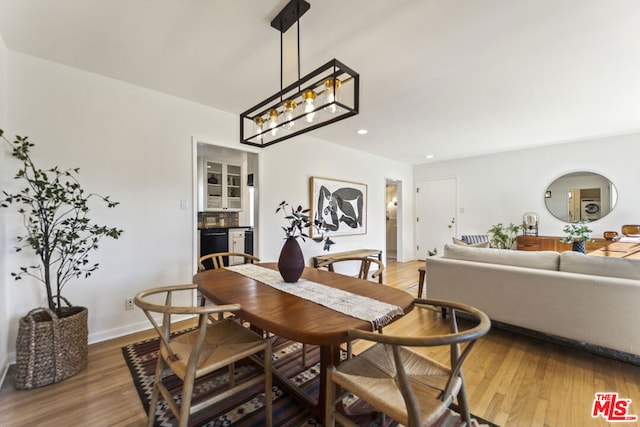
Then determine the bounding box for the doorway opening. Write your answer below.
[385,180,399,263]
[192,139,259,274]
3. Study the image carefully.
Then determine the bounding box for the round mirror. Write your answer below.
[544,171,617,222]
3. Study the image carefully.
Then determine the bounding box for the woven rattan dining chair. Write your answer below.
[316,256,385,282]
[325,298,490,427]
[198,252,260,319]
[198,252,260,272]
[134,284,272,427]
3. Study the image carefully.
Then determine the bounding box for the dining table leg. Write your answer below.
[319,344,343,423]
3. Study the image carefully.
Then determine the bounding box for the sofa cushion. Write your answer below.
[443,244,560,271]
[559,251,640,280]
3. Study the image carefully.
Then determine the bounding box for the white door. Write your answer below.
[416,178,457,259]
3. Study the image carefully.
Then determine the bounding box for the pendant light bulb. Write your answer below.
[268,109,279,136]
[324,78,341,114]
[254,116,264,143]
[283,100,297,130]
[303,90,317,123]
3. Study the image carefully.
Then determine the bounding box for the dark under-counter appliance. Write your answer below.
[200,228,228,270]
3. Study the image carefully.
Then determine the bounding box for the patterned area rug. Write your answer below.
[122,330,498,426]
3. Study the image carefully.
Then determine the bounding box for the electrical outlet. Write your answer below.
[125,298,134,311]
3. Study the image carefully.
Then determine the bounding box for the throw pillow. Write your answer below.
[452,237,490,248]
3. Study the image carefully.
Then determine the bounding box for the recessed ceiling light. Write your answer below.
[356,129,368,135]
[426,154,434,159]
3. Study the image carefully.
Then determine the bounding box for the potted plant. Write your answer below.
[276,201,332,282]
[1,130,123,389]
[487,222,522,249]
[559,219,592,253]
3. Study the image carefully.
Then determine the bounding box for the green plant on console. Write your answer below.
[559,219,592,243]
[1,130,123,316]
[487,222,523,249]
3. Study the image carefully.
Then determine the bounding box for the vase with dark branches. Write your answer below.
[275,201,332,282]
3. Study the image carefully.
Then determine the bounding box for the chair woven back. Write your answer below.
[326,298,490,427]
[134,284,272,427]
[198,252,259,271]
[316,256,385,282]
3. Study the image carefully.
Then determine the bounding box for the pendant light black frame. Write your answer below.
[240,0,359,148]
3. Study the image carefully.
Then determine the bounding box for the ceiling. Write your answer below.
[1,0,639,165]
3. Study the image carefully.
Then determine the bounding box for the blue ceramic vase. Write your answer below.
[572,240,586,254]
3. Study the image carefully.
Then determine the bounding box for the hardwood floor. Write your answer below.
[1,260,639,426]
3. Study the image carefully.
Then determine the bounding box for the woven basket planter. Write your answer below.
[14,306,88,390]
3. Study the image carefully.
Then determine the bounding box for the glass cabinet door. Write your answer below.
[206,161,223,209]
[226,165,242,210]
[203,160,243,211]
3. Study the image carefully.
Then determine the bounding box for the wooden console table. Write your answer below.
[516,235,609,254]
[312,249,383,283]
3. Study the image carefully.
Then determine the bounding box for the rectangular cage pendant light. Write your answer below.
[240,59,359,148]
[239,0,359,148]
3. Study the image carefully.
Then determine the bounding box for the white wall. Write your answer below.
[257,135,415,270]
[414,134,640,239]
[2,50,414,360]
[0,31,9,383]
[3,51,241,354]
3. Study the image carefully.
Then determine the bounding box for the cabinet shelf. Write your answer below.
[204,160,243,212]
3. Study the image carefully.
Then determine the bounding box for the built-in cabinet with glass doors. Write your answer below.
[204,160,242,211]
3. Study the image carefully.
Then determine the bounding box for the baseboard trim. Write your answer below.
[0,362,10,390]
[88,319,152,345]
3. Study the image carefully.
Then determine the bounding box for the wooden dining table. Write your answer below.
[590,241,640,258]
[193,262,414,421]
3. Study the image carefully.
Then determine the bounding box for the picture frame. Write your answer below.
[310,177,367,238]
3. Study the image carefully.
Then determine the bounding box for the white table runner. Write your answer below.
[226,264,404,329]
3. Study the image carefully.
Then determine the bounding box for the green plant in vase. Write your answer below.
[559,219,592,253]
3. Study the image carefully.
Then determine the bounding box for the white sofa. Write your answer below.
[426,244,640,362]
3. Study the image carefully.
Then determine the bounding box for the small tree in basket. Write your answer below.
[1,130,123,316]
